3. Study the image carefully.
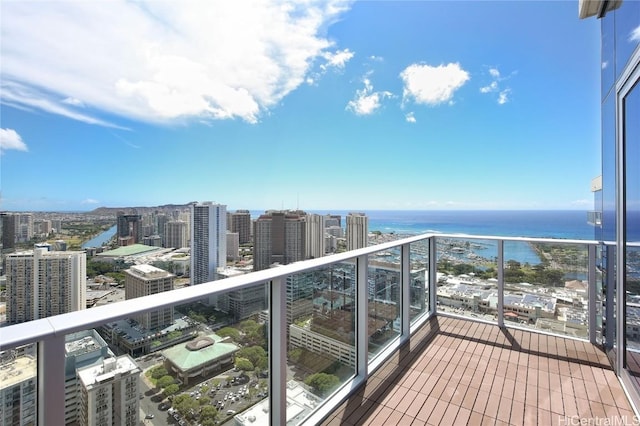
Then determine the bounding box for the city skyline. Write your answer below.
[0,1,606,212]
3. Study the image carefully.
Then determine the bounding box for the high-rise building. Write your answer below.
[16,213,33,243]
[1,212,16,251]
[190,202,227,285]
[124,264,175,330]
[64,330,112,425]
[305,213,326,259]
[164,220,188,249]
[227,231,239,261]
[155,213,168,244]
[346,212,368,251]
[76,356,141,426]
[6,248,86,324]
[253,211,306,271]
[324,214,341,228]
[0,351,37,426]
[116,213,142,246]
[228,210,252,244]
[217,268,267,321]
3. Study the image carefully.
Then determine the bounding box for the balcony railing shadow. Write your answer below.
[320,315,630,425]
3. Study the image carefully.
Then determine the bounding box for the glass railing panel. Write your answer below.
[0,344,38,426]
[70,283,270,426]
[409,240,429,325]
[284,262,357,425]
[368,248,401,358]
[595,244,604,345]
[625,243,640,385]
[504,240,589,339]
[173,288,269,425]
[436,237,499,323]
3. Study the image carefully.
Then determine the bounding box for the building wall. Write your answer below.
[305,213,326,259]
[6,249,86,324]
[0,354,37,426]
[77,356,141,426]
[190,202,227,285]
[346,212,368,251]
[253,211,305,271]
[596,0,640,399]
[124,264,175,330]
[164,220,188,249]
[228,210,251,244]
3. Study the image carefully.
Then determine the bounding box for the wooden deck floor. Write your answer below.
[320,316,636,425]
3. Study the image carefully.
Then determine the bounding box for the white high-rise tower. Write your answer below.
[190,202,227,285]
[6,248,86,324]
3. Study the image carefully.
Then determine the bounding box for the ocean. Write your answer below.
[300,210,595,240]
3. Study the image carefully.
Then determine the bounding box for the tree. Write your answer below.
[237,346,267,370]
[198,396,211,406]
[151,366,168,380]
[172,394,199,419]
[216,327,240,341]
[163,384,179,398]
[304,372,340,397]
[235,357,254,372]
[157,375,175,389]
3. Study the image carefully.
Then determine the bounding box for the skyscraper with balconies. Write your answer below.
[116,213,142,246]
[305,213,326,259]
[124,264,175,330]
[190,202,227,285]
[228,210,252,244]
[6,248,86,324]
[164,220,188,249]
[253,211,306,271]
[1,212,16,251]
[0,351,37,426]
[346,212,368,251]
[76,356,140,426]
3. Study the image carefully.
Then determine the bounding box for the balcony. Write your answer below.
[1,233,636,425]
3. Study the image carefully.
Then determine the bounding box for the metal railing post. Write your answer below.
[357,255,368,376]
[401,243,411,340]
[429,236,438,315]
[269,277,287,424]
[39,336,66,426]
[497,239,505,327]
[588,244,598,344]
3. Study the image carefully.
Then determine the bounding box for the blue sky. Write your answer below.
[0,1,604,212]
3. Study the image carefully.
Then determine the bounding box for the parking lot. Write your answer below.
[162,370,268,425]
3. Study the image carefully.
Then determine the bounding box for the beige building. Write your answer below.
[124,264,175,331]
[5,248,86,324]
[0,352,37,426]
[77,356,141,426]
[346,212,368,251]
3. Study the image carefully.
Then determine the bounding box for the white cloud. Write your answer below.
[346,77,392,116]
[81,198,99,205]
[630,25,640,42]
[480,81,498,93]
[400,63,469,106]
[405,112,416,123]
[1,1,352,125]
[480,66,513,105]
[498,89,510,105]
[0,128,28,153]
[369,55,384,62]
[321,48,355,70]
[63,97,84,107]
